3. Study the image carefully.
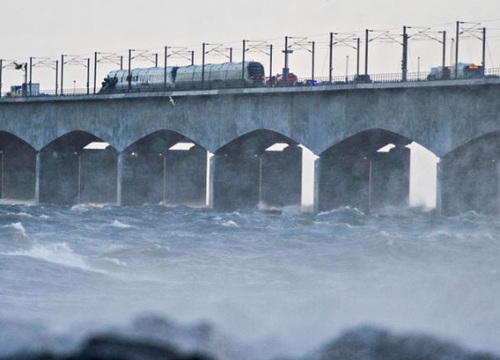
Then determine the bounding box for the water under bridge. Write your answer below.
[0,79,499,215]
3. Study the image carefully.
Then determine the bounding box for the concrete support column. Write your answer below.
[436,161,442,215]
[371,146,410,209]
[260,145,302,207]
[497,162,500,218]
[165,146,207,206]
[117,152,124,206]
[0,152,3,199]
[440,154,500,215]
[35,152,41,204]
[0,147,36,201]
[211,153,260,211]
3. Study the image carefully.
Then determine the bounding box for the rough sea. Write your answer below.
[1,203,499,359]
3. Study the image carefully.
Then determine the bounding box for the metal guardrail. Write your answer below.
[2,68,500,99]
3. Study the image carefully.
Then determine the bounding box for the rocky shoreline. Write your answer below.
[1,315,498,360]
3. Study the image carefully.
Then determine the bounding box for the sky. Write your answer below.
[2,0,499,208]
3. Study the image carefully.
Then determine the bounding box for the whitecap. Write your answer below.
[6,242,100,273]
[110,220,134,229]
[101,257,128,266]
[221,220,239,228]
[2,222,28,238]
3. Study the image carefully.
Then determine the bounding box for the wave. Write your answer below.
[109,220,135,229]
[2,222,28,238]
[4,242,101,273]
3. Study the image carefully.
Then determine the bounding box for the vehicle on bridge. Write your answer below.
[99,61,265,93]
[427,63,483,81]
[7,83,40,97]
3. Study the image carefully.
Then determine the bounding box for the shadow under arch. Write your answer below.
[440,131,500,215]
[212,129,303,211]
[317,128,413,213]
[120,130,207,206]
[39,131,118,205]
[0,132,37,202]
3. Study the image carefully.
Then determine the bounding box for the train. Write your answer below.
[427,63,484,81]
[98,60,487,94]
[99,61,265,93]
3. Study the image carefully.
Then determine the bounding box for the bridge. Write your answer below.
[0,79,499,214]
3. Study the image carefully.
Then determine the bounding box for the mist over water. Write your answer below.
[0,204,499,359]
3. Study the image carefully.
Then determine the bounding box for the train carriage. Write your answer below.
[100,61,265,93]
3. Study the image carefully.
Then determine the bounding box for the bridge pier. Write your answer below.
[439,142,500,215]
[315,145,410,213]
[0,143,36,201]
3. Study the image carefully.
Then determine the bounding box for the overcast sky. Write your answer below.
[2,0,500,88]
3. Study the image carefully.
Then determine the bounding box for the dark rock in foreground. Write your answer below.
[307,326,500,360]
[3,334,213,360]
[2,318,500,360]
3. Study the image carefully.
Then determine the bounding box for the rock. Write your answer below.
[307,326,500,360]
[2,334,213,360]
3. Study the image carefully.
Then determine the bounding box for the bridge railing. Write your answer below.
[2,68,500,99]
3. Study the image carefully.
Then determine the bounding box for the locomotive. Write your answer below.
[100,61,265,93]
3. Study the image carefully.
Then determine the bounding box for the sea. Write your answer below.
[0,203,499,359]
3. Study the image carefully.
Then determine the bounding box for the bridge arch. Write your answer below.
[212,129,304,211]
[39,131,118,205]
[119,130,208,206]
[0,132,36,202]
[316,128,415,213]
[440,131,500,215]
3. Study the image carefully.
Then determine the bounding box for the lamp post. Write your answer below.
[310,41,315,82]
[242,40,246,84]
[329,32,333,83]
[345,55,349,82]
[94,52,98,94]
[55,60,59,95]
[482,27,486,75]
[128,49,132,91]
[282,36,293,80]
[402,26,408,81]
[356,38,360,77]
[202,43,206,88]
[417,56,421,80]
[365,29,370,76]
[455,21,460,78]
[0,59,3,98]
[61,55,65,95]
[164,46,168,89]
[268,44,273,82]
[29,57,33,96]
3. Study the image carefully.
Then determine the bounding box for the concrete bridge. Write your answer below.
[0,79,499,214]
